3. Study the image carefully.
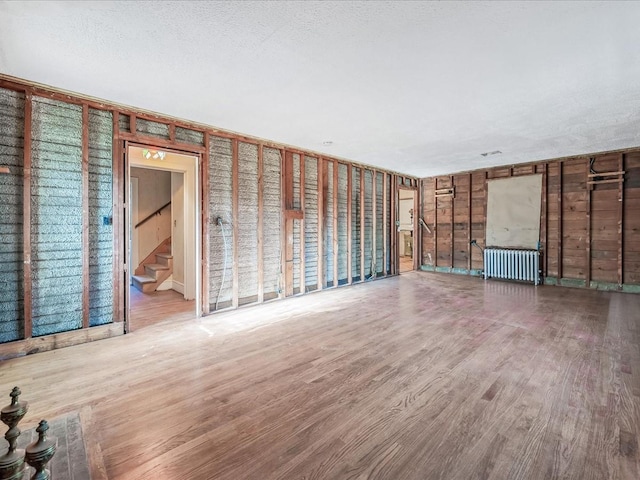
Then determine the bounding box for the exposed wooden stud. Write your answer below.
[169,123,176,142]
[280,149,287,298]
[332,160,339,287]
[450,175,454,269]
[257,143,264,303]
[201,134,211,314]
[372,170,377,277]
[360,168,365,281]
[317,158,324,290]
[585,159,591,287]
[390,175,397,274]
[111,111,121,324]
[347,164,352,284]
[542,163,548,277]
[130,114,137,136]
[467,173,472,272]
[557,161,563,281]
[82,104,90,329]
[231,139,239,308]
[433,177,438,269]
[413,185,419,271]
[23,91,33,339]
[118,132,206,154]
[300,154,306,292]
[586,179,624,185]
[587,171,625,177]
[120,140,128,328]
[382,172,388,276]
[618,153,624,286]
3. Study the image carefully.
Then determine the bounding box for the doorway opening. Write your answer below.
[127,145,200,330]
[398,188,416,273]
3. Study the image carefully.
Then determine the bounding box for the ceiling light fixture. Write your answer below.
[480,150,502,157]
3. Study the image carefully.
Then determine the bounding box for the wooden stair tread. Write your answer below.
[155,253,173,259]
[146,263,170,271]
[132,275,155,284]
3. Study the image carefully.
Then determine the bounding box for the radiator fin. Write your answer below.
[483,249,540,285]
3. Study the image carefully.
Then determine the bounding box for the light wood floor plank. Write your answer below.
[1,272,639,479]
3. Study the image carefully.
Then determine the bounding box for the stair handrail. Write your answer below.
[135,202,171,229]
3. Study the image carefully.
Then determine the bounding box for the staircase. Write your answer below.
[132,237,173,293]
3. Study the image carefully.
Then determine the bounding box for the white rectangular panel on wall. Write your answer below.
[486,174,543,249]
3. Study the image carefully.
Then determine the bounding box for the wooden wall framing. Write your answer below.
[419,151,640,292]
[0,75,413,357]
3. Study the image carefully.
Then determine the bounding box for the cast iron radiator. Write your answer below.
[483,248,540,285]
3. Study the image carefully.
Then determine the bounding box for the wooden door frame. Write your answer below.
[397,184,419,272]
[120,140,204,332]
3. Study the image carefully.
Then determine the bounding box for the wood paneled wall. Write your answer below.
[420,151,640,292]
[0,76,410,357]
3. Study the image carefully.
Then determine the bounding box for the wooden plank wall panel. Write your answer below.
[237,142,259,305]
[453,174,469,269]
[363,170,374,279]
[325,161,334,287]
[435,176,452,267]
[420,178,436,267]
[470,171,485,271]
[292,154,301,294]
[337,163,349,284]
[561,159,587,280]
[304,156,318,291]
[30,97,83,336]
[0,88,25,342]
[624,152,640,284]
[546,162,560,277]
[590,153,620,284]
[351,166,361,282]
[208,136,233,310]
[87,108,114,326]
[375,172,384,275]
[420,151,640,290]
[262,147,282,300]
[386,174,392,273]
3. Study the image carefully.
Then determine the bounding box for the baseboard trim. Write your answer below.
[0,322,124,360]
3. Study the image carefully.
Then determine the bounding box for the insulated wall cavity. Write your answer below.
[337,163,348,284]
[209,136,233,310]
[0,88,25,343]
[292,154,301,293]
[237,142,259,305]
[363,169,373,279]
[31,97,83,336]
[325,162,334,287]
[351,166,361,282]
[376,172,384,275]
[304,156,318,290]
[263,147,282,299]
[88,108,113,326]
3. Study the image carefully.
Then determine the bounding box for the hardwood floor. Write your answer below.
[399,255,413,273]
[2,272,640,479]
[129,286,195,331]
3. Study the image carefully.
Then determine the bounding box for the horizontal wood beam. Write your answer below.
[0,323,124,361]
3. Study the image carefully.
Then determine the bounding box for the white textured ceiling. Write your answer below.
[2,1,640,177]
